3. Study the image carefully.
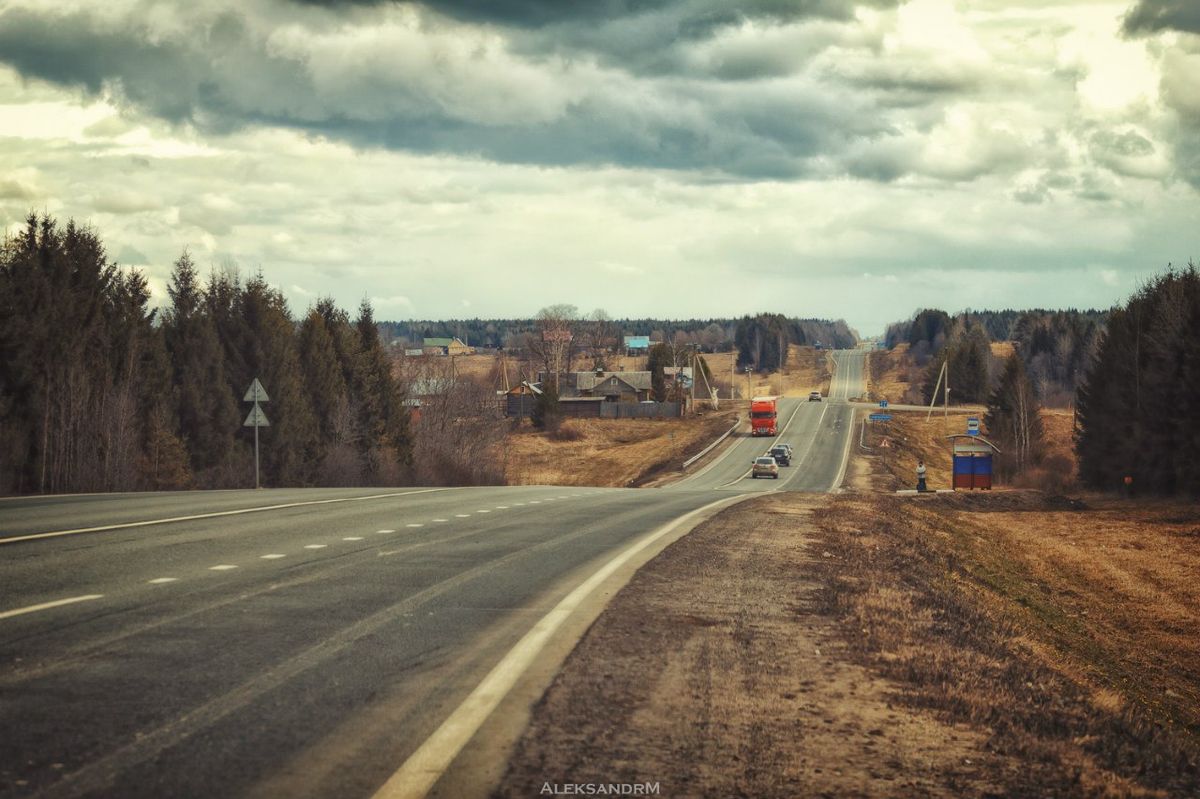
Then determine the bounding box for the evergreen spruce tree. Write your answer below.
[162,252,238,477]
[353,300,412,482]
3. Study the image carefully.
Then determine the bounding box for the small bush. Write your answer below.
[548,423,584,442]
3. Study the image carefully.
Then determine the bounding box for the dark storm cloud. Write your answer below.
[1123,0,1200,35]
[410,0,887,29]
[0,8,307,126]
[0,1,901,179]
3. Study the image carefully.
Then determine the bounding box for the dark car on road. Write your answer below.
[769,445,791,466]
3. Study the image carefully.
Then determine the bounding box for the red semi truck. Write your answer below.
[750,396,778,436]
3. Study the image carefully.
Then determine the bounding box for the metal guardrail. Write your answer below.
[682,417,742,470]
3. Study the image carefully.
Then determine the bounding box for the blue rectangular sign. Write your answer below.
[869,413,892,422]
[879,400,888,408]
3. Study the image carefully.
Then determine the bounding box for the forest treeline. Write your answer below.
[1076,266,1200,494]
[380,314,856,358]
[0,215,409,494]
[884,306,1107,406]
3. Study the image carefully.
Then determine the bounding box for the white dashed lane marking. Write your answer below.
[476,510,490,514]
[209,565,238,571]
[495,506,509,509]
[377,529,396,534]
[343,536,365,541]
[431,518,449,523]
[148,578,178,584]
[261,554,286,560]
[304,545,328,550]
[406,523,424,528]
[455,514,471,518]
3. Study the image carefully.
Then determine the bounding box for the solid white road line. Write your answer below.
[261,554,286,560]
[0,594,104,621]
[371,494,749,799]
[0,488,453,546]
[148,578,178,584]
[830,406,857,493]
[209,564,238,571]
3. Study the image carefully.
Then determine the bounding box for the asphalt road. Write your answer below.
[0,350,867,799]
[673,348,866,493]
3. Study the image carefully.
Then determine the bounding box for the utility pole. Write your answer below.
[926,361,946,422]
[689,348,696,414]
[745,366,752,401]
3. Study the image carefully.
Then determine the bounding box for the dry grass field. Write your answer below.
[703,345,831,399]
[504,410,739,487]
[867,343,925,404]
[810,488,1200,797]
[847,411,1200,793]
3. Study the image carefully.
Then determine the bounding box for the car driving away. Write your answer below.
[752,456,779,479]
[769,444,791,466]
[809,391,822,402]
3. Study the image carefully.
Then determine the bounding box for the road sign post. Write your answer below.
[243,379,270,489]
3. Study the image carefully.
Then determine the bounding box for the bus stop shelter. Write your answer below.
[947,434,1000,490]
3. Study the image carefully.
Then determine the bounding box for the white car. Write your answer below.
[751,456,779,479]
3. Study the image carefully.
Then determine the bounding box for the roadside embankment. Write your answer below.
[495,433,1199,798]
[504,410,738,487]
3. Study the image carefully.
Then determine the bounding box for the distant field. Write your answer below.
[702,345,830,399]
[504,410,739,487]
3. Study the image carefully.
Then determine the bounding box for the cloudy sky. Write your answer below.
[1,0,1198,334]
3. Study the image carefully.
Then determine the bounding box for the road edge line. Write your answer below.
[0,488,453,545]
[831,405,858,493]
[0,594,104,621]
[372,493,754,799]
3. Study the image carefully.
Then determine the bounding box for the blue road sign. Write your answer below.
[869,413,892,422]
[879,399,888,408]
[967,416,980,436]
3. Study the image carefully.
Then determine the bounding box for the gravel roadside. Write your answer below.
[492,493,1008,798]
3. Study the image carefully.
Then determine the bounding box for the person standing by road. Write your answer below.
[916,460,927,492]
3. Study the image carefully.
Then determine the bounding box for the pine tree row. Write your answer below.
[1076,265,1200,495]
[0,215,411,494]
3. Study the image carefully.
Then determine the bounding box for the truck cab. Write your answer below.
[750,396,778,436]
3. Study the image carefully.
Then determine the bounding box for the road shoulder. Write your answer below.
[492,493,1007,797]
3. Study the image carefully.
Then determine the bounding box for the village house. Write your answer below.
[558,370,653,403]
[422,337,472,356]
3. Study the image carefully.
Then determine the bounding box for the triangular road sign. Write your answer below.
[243,378,270,403]
[244,405,270,427]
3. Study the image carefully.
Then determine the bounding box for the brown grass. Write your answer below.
[867,344,926,404]
[991,341,1016,359]
[504,410,738,487]
[703,345,830,399]
[810,489,1200,797]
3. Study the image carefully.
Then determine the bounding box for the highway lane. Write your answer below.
[0,349,869,798]
[674,348,866,493]
[1,485,738,798]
